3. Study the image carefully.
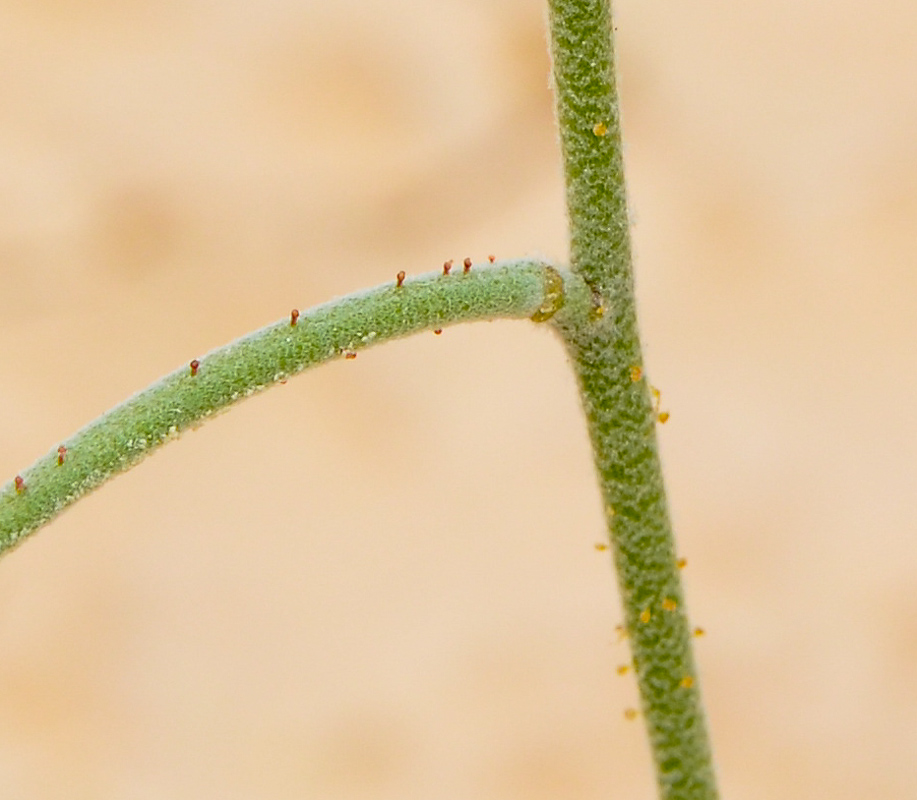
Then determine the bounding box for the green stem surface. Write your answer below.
[0,259,571,557]
[547,1,719,798]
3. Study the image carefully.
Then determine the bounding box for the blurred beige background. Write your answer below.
[2,0,917,797]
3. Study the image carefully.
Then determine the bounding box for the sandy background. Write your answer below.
[2,0,917,797]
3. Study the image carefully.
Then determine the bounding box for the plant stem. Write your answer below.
[546,1,719,798]
[0,258,573,557]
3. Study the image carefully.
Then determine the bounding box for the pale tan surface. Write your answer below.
[2,1,917,797]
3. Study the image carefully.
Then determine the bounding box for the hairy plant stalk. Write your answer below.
[0,259,575,556]
[547,0,719,797]
[3,5,717,794]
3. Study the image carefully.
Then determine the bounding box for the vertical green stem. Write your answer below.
[546,1,719,798]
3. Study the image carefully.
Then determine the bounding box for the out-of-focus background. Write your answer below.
[1,0,916,797]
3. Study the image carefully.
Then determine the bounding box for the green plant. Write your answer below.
[1,2,717,797]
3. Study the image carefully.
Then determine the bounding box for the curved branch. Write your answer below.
[0,258,574,557]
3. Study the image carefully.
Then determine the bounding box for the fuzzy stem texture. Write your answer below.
[0,259,574,557]
[546,1,719,798]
